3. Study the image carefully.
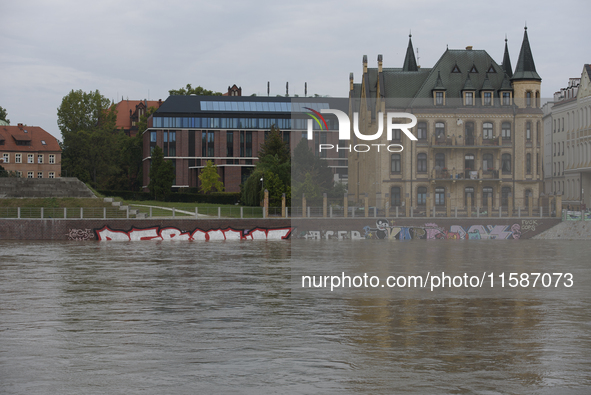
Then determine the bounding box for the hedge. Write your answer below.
[97,190,241,205]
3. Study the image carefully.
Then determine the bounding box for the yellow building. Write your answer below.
[349,28,543,215]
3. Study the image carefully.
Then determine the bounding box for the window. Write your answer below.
[49,172,55,179]
[390,128,401,141]
[526,153,532,174]
[483,122,493,139]
[435,187,445,205]
[2,153,8,163]
[483,153,493,171]
[526,91,532,107]
[16,154,22,163]
[28,154,34,163]
[202,131,215,157]
[390,187,401,207]
[501,187,511,207]
[38,154,43,164]
[483,187,494,206]
[16,171,22,178]
[502,153,511,173]
[436,92,444,106]
[37,172,43,178]
[390,154,401,173]
[49,154,55,164]
[417,122,427,140]
[465,187,475,207]
[27,171,34,178]
[240,131,252,157]
[502,122,511,140]
[465,92,474,106]
[226,132,234,158]
[526,121,531,140]
[483,92,492,106]
[502,92,511,106]
[435,122,445,138]
[435,153,445,169]
[150,131,157,142]
[417,187,427,205]
[417,153,427,173]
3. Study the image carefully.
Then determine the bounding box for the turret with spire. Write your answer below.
[402,33,418,72]
[512,26,541,81]
[502,36,513,78]
[510,26,541,109]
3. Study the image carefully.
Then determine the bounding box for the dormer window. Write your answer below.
[451,64,461,73]
[469,64,479,73]
[482,91,492,106]
[464,91,474,106]
[487,65,496,73]
[502,91,512,106]
[435,91,445,106]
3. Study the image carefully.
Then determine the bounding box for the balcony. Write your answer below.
[431,168,501,181]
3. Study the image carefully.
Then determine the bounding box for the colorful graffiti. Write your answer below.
[94,226,293,241]
[296,219,522,240]
[68,228,95,241]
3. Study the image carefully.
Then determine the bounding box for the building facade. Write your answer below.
[349,28,543,213]
[543,65,591,209]
[0,123,62,178]
[142,96,348,193]
[113,99,163,137]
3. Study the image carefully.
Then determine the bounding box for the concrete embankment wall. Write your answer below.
[0,217,566,241]
[533,221,591,240]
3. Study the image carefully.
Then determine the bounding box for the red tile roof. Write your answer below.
[0,124,61,152]
[113,100,162,130]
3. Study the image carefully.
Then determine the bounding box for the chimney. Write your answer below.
[363,55,368,73]
[466,46,473,50]
[350,73,354,91]
[18,123,23,129]
[377,54,383,72]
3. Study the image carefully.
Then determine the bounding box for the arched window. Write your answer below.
[390,187,401,207]
[435,187,445,206]
[435,122,445,138]
[417,153,427,173]
[391,154,401,173]
[465,187,474,207]
[465,122,475,145]
[526,121,531,140]
[483,122,493,140]
[417,186,427,206]
[502,122,511,140]
[526,153,532,174]
[483,153,494,172]
[483,186,494,206]
[501,187,511,207]
[502,153,511,173]
[435,153,445,169]
[417,122,427,140]
[526,91,532,107]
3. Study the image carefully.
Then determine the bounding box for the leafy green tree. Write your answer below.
[0,106,9,124]
[291,138,335,206]
[168,84,222,96]
[57,89,118,187]
[0,164,8,177]
[148,146,175,201]
[199,160,225,194]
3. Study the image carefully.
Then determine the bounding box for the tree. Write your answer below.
[57,89,118,187]
[258,125,290,163]
[0,106,9,124]
[291,138,335,206]
[148,146,175,201]
[199,160,224,194]
[0,164,8,177]
[168,84,222,96]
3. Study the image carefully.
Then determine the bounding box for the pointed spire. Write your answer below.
[502,36,513,78]
[402,33,418,72]
[512,26,541,81]
[433,71,446,90]
[462,74,475,91]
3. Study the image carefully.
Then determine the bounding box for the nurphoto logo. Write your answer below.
[304,108,418,153]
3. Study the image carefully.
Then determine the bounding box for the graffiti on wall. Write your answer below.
[295,219,522,240]
[68,228,95,241]
[94,225,293,241]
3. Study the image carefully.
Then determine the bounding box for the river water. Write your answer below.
[0,239,589,394]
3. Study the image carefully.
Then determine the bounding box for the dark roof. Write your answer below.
[502,38,513,78]
[0,125,61,152]
[402,35,418,72]
[512,27,541,81]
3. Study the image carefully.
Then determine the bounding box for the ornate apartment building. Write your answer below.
[348,28,543,213]
[543,65,591,209]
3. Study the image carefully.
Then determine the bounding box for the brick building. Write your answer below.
[0,123,62,178]
[349,28,544,213]
[142,95,348,193]
[113,99,163,137]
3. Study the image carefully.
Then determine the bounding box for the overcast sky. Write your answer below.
[1,0,589,140]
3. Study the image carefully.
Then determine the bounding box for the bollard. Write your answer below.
[411,207,413,217]
[330,206,333,218]
[173,208,176,218]
[18,207,20,219]
[307,206,310,218]
[240,206,243,219]
[374,207,377,218]
[41,207,44,219]
[150,207,153,218]
[540,206,543,218]
[104,207,107,219]
[64,207,67,219]
[126,206,129,219]
[455,207,457,218]
[286,207,289,218]
[518,207,520,218]
[218,207,221,219]
[396,206,399,218]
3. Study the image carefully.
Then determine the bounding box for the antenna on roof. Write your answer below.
[267,81,270,96]
[286,82,289,97]
[305,82,307,97]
